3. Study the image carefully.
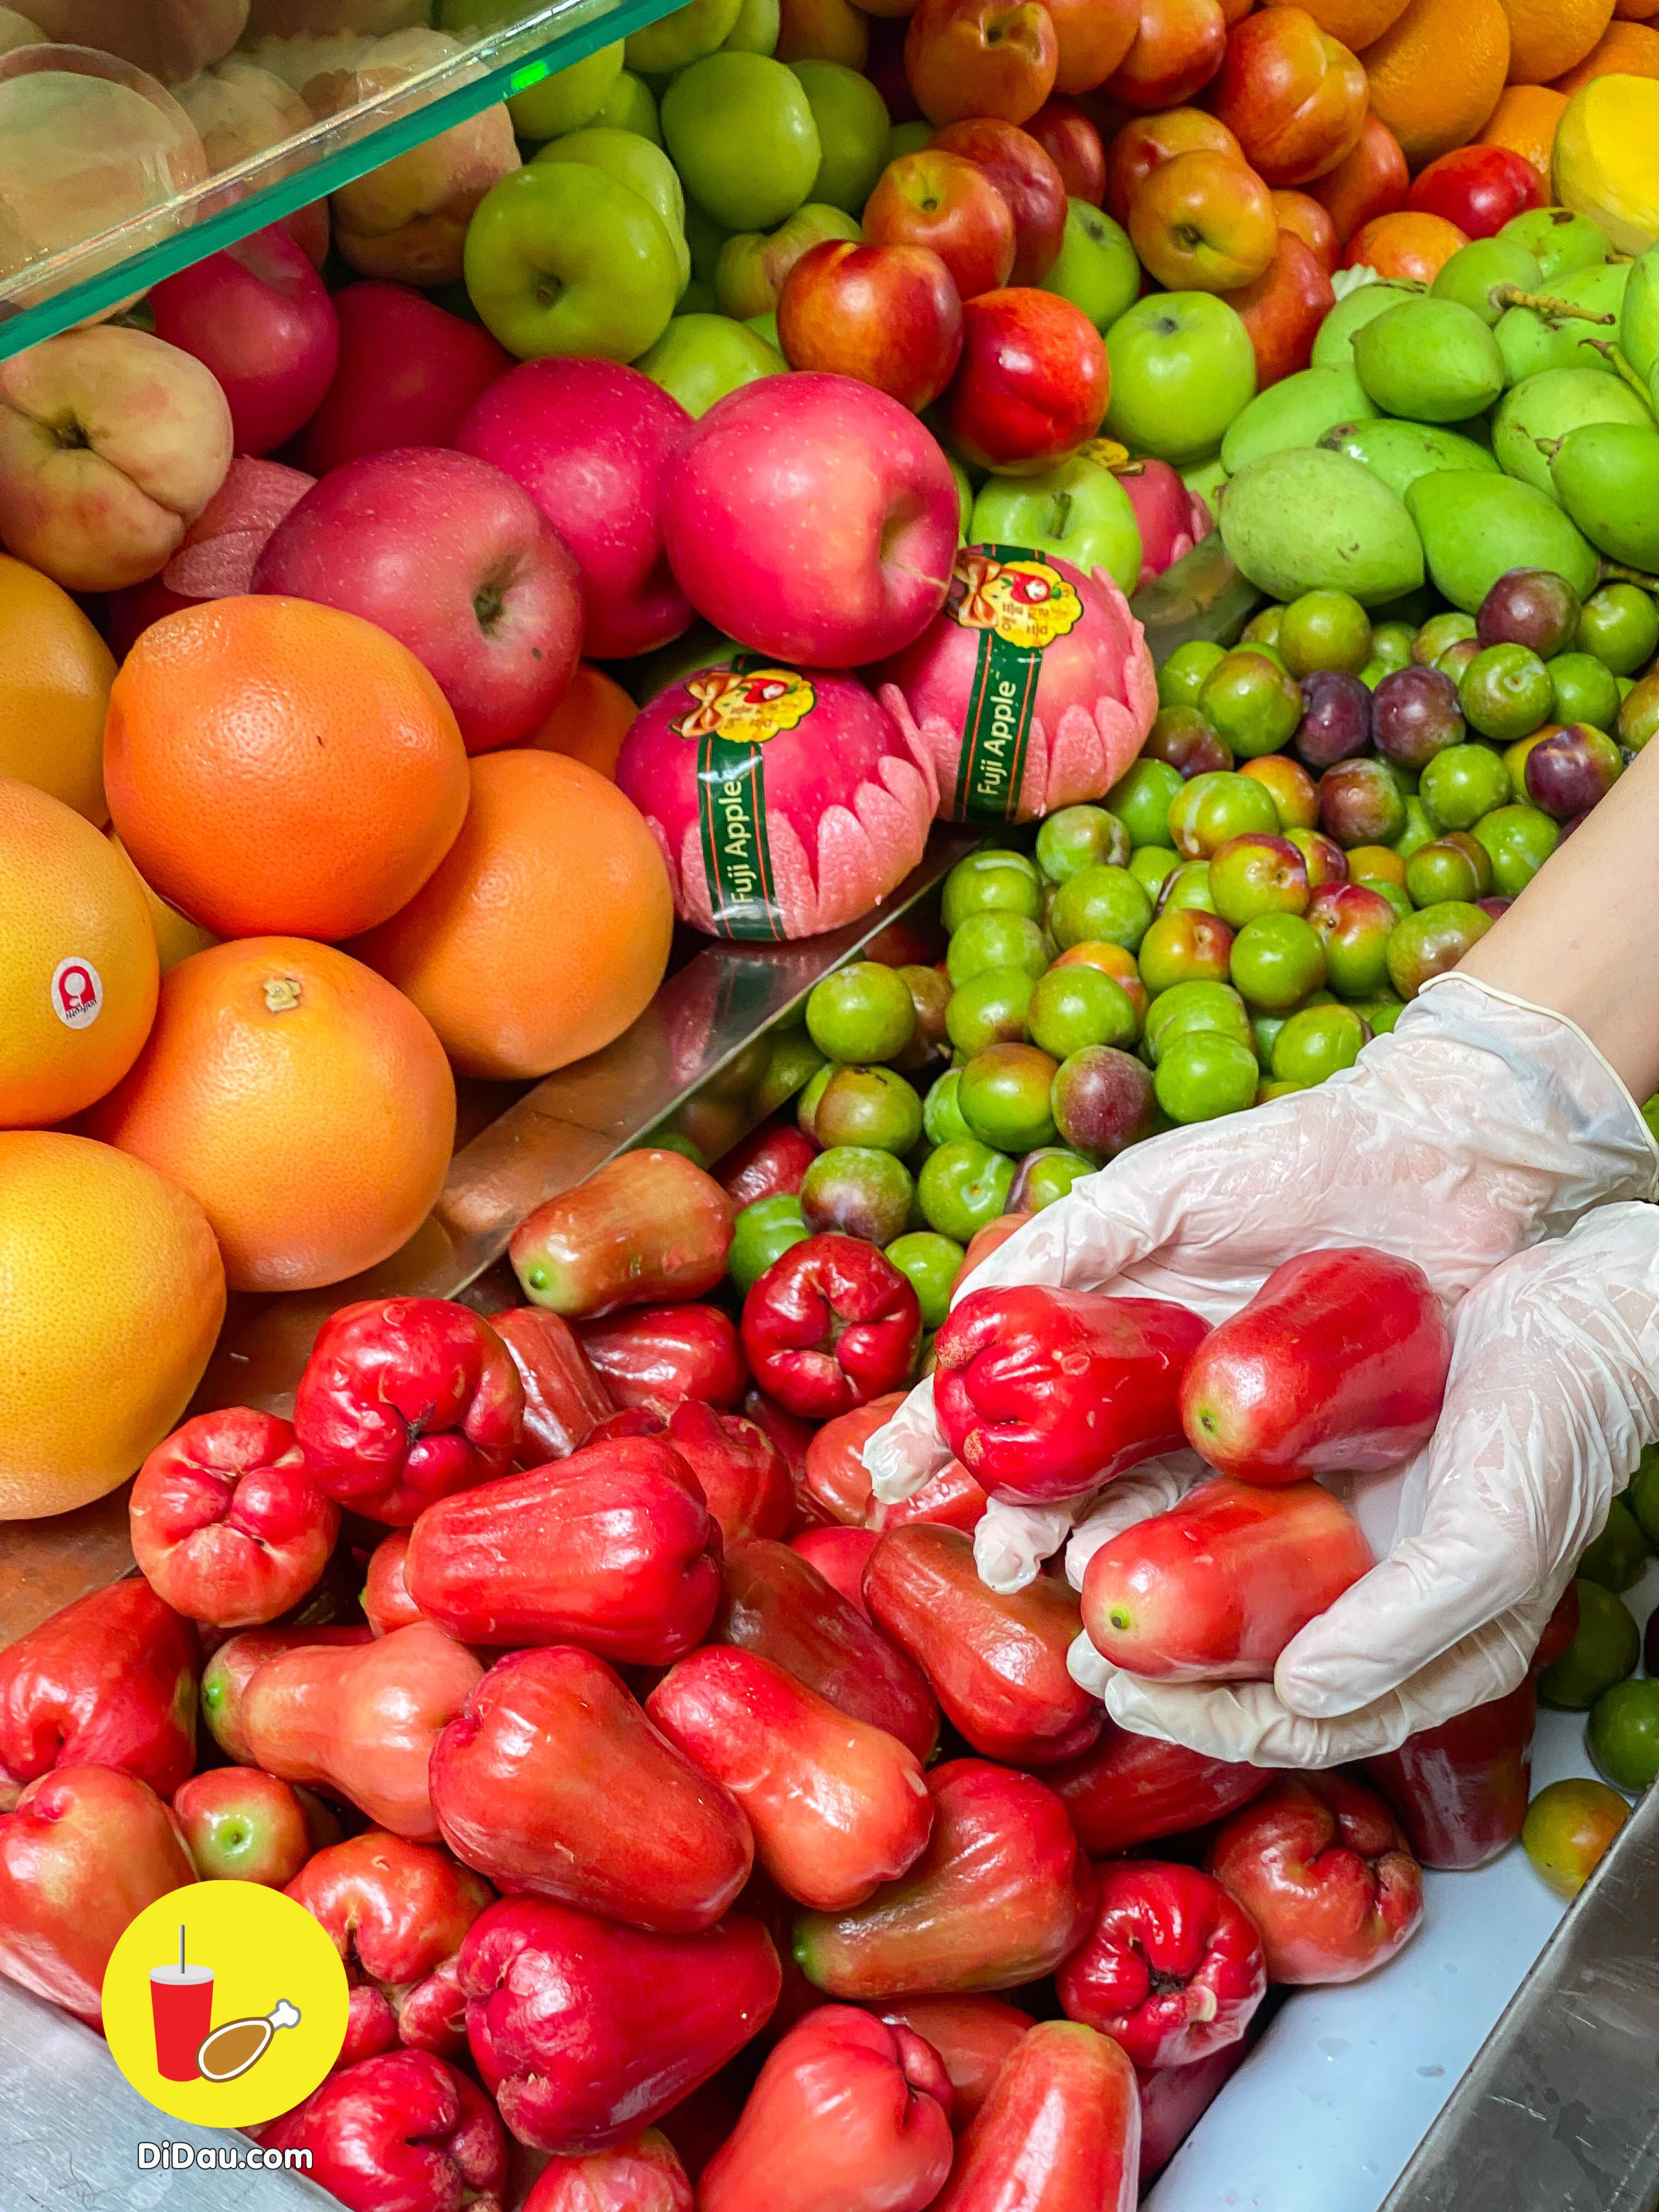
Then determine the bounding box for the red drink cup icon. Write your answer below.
[151,1959,215,2081]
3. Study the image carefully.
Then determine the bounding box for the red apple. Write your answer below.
[458,358,693,661]
[864,151,1018,300]
[1105,105,1242,226]
[932,118,1069,284]
[148,224,340,460]
[251,447,583,754]
[940,289,1110,472]
[904,0,1058,125]
[300,283,511,477]
[1220,232,1335,385]
[1271,187,1340,274]
[105,456,314,659]
[1025,96,1107,204]
[1048,0,1139,92]
[1130,151,1277,291]
[660,373,960,668]
[1406,145,1543,239]
[1211,9,1368,189]
[779,242,964,413]
[1104,0,1228,111]
[1309,114,1409,245]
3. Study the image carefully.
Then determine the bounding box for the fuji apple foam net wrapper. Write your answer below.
[876,546,1157,827]
[616,661,939,941]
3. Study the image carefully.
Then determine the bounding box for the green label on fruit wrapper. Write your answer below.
[673,657,816,940]
[947,544,1084,821]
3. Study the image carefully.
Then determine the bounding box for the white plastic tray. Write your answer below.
[1146,1562,1658,2212]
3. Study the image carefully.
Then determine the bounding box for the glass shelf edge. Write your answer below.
[0,0,684,360]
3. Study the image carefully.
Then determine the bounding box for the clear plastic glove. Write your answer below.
[865,974,1656,1523]
[1104,1203,1659,1765]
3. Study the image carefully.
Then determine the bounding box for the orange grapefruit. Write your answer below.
[85,936,456,1294]
[351,749,674,1082]
[1480,83,1570,173]
[104,595,470,943]
[0,1130,225,1519]
[521,663,639,781]
[0,778,159,1128]
[1362,0,1511,165]
[0,554,116,825]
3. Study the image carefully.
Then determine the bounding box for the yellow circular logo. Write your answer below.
[102,1883,349,2128]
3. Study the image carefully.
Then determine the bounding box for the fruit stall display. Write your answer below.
[7,0,1659,2204]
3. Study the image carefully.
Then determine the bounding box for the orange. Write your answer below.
[1554,20,1659,86]
[1362,0,1511,166]
[1480,83,1570,174]
[1616,0,1659,24]
[521,663,638,781]
[351,750,674,1083]
[1265,0,1410,49]
[0,1130,224,1519]
[0,778,158,1128]
[1346,208,1469,278]
[85,937,456,1295]
[0,553,116,825]
[104,595,470,943]
[1501,0,1614,82]
[110,834,218,975]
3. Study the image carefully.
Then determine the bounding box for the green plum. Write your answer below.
[788,59,890,213]
[1143,978,1254,1064]
[1420,742,1513,830]
[1136,909,1236,993]
[884,1231,964,1329]
[1043,200,1141,332]
[812,1065,924,1153]
[1229,912,1328,1009]
[730,1192,810,1292]
[1384,899,1493,998]
[1577,583,1659,675]
[1107,757,1184,849]
[1129,845,1183,900]
[1154,1030,1259,1122]
[1199,650,1304,758]
[1537,1578,1639,1709]
[1158,860,1217,915]
[1158,640,1227,709]
[945,967,1036,1055]
[1278,590,1372,678]
[917,1139,1017,1241]
[1404,832,1492,907]
[947,910,1051,985]
[1472,802,1559,894]
[1036,805,1132,883]
[1577,1496,1649,1594]
[941,849,1042,930]
[807,961,917,1062]
[1050,865,1153,951]
[1458,644,1554,742]
[1008,1148,1095,1211]
[958,1042,1060,1153]
[1026,965,1139,1056]
[1547,651,1620,732]
[923,1066,973,1147]
[1271,1001,1367,1084]
[1168,770,1281,858]
[800,1145,913,1244]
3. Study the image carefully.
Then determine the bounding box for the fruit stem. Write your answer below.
[1598,561,1659,591]
[1493,287,1616,325]
[1580,339,1655,406]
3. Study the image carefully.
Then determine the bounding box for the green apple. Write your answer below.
[950,455,972,537]
[725,0,782,50]
[789,59,891,215]
[715,201,860,318]
[503,38,624,142]
[663,53,821,230]
[635,313,788,414]
[627,0,743,74]
[592,69,662,145]
[748,311,780,346]
[1043,200,1139,334]
[889,119,933,160]
[1105,293,1257,469]
[535,128,690,297]
[464,162,680,362]
[970,450,1143,596]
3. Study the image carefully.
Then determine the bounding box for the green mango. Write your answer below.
[1495,263,1630,384]
[1405,470,1600,613]
[1353,298,1506,423]
[1432,238,1541,327]
[1498,207,1609,285]
[1551,422,1659,567]
[1218,365,1376,473]
[1492,367,1655,495]
[1310,281,1419,368]
[1221,447,1424,607]
[1318,417,1498,501]
[1620,244,1659,385]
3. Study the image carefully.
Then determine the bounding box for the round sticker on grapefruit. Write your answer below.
[50,957,103,1030]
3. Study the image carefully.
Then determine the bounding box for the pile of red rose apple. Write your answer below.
[0,1132,1572,2212]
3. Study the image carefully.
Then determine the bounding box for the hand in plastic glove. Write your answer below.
[866,974,1656,1530]
[1103,1202,1659,1765]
